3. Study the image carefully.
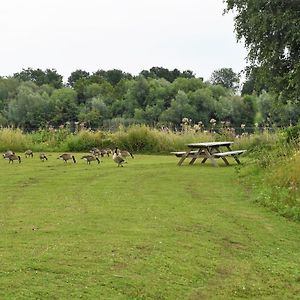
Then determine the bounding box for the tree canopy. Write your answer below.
[224,0,300,101]
[1,64,299,131]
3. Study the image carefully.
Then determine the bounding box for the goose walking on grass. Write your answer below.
[39,153,48,162]
[8,154,21,163]
[81,155,100,164]
[25,150,33,158]
[90,148,101,157]
[57,153,76,163]
[117,149,134,159]
[112,147,127,167]
[3,150,14,159]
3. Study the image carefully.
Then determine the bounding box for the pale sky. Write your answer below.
[0,0,247,82]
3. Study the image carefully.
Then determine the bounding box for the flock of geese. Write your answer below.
[2,147,134,167]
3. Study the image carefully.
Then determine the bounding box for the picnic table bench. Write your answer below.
[171,141,246,167]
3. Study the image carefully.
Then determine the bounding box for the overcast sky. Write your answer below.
[0,0,247,82]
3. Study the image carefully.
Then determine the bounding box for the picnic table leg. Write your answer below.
[189,157,197,165]
[214,146,230,166]
[226,145,241,164]
[204,148,218,167]
[189,149,202,165]
[232,155,241,164]
[177,150,191,166]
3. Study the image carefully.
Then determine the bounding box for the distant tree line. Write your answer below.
[0,66,299,132]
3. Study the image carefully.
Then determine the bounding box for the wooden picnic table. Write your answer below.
[171,141,246,167]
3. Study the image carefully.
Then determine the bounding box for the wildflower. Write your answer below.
[182,117,189,124]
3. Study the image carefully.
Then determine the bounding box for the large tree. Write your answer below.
[224,0,300,101]
[209,68,240,91]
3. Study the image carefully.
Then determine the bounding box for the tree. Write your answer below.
[159,91,196,126]
[140,67,195,82]
[189,88,217,125]
[49,88,78,125]
[67,69,90,87]
[13,68,63,89]
[224,0,300,101]
[92,69,132,86]
[7,83,51,130]
[209,68,240,91]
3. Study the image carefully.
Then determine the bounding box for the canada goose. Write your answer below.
[81,155,100,164]
[8,154,21,163]
[104,148,112,157]
[25,149,33,158]
[112,147,127,167]
[57,153,76,163]
[90,148,101,157]
[100,149,108,157]
[118,149,134,159]
[39,153,48,162]
[3,150,14,159]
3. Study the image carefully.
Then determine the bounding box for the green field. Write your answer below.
[1,154,300,299]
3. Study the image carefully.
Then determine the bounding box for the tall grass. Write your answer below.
[238,128,300,221]
[0,125,281,154]
[255,150,300,221]
[111,125,214,153]
[0,128,31,152]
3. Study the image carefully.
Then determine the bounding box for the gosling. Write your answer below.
[81,155,100,164]
[57,153,76,163]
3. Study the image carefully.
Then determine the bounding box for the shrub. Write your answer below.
[63,130,107,152]
[283,124,300,143]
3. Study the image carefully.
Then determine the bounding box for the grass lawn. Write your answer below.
[1,153,300,299]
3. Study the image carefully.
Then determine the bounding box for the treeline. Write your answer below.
[0,67,299,131]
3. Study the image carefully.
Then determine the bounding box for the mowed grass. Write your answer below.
[1,154,300,299]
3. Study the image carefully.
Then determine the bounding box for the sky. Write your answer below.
[0,0,247,82]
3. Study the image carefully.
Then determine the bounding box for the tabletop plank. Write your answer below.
[187,141,233,148]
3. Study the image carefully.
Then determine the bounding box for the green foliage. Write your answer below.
[225,0,300,101]
[209,67,240,91]
[7,83,51,131]
[283,124,300,142]
[1,66,299,130]
[30,128,71,151]
[67,69,90,87]
[238,129,300,220]
[13,68,63,89]
[140,66,195,82]
[254,151,300,221]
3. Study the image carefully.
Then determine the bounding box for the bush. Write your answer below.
[283,124,300,142]
[63,130,107,152]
